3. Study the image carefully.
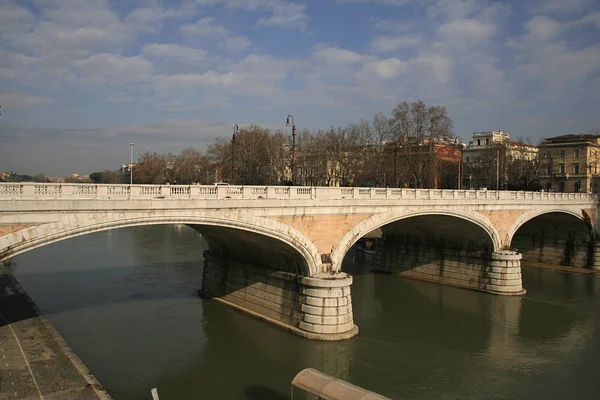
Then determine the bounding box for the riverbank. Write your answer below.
[0,269,111,399]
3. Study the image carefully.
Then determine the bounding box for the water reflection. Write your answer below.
[9,226,600,400]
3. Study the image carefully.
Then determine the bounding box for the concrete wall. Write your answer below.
[510,212,592,269]
[201,251,303,327]
[200,252,358,340]
[512,237,590,268]
[373,243,492,291]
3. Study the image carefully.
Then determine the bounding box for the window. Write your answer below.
[485,139,490,145]
[574,180,581,193]
[477,139,480,146]
[575,149,580,158]
[560,150,565,158]
[560,164,566,174]
[596,165,598,174]
[547,165,552,174]
[573,164,580,174]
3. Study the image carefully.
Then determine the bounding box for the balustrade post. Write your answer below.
[61,184,74,198]
[21,182,35,198]
[160,186,170,198]
[96,185,108,199]
[129,185,142,198]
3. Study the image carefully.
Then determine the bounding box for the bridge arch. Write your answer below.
[0,215,321,276]
[330,209,502,271]
[506,208,592,246]
[508,208,593,269]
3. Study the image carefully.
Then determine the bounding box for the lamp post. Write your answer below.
[129,142,134,185]
[496,149,500,198]
[455,138,462,189]
[286,115,296,186]
[231,124,239,184]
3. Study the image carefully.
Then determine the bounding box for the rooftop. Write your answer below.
[541,133,600,144]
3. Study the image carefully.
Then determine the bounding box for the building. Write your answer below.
[462,131,539,190]
[462,130,538,164]
[539,134,600,193]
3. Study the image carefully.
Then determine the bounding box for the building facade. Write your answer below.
[539,134,600,193]
[462,131,538,190]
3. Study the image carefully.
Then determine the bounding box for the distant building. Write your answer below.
[539,134,600,193]
[462,130,538,165]
[461,131,538,189]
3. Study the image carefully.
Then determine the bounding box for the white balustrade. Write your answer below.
[0,182,596,202]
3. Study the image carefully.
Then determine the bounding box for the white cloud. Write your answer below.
[579,12,600,29]
[534,0,594,14]
[0,0,34,38]
[142,44,208,63]
[180,16,250,51]
[255,2,308,30]
[437,18,495,40]
[228,0,308,30]
[371,19,414,33]
[125,2,198,33]
[180,17,228,36]
[371,35,421,52]
[312,46,371,64]
[73,53,155,86]
[525,16,562,41]
[362,58,405,80]
[106,93,135,103]
[427,0,483,20]
[0,92,54,108]
[415,51,453,83]
[223,36,251,51]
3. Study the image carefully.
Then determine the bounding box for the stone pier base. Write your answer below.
[200,252,358,341]
[591,242,600,271]
[485,251,525,295]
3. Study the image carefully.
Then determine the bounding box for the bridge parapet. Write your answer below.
[0,182,596,202]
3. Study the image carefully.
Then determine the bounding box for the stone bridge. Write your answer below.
[0,183,598,340]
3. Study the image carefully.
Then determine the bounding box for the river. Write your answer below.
[10,225,600,399]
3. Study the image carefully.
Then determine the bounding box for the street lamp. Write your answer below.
[286,114,296,185]
[129,143,134,185]
[231,124,239,185]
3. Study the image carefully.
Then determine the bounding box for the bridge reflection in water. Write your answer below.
[9,225,598,399]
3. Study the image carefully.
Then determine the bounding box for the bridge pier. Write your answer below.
[486,251,524,295]
[590,241,600,271]
[200,252,358,341]
[373,239,525,295]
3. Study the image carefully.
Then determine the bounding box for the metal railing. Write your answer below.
[0,182,596,201]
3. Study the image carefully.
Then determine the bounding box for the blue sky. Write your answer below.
[1,0,600,176]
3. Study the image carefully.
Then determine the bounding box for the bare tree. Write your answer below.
[173,147,209,184]
[390,100,454,188]
[134,152,168,184]
[206,138,232,183]
[296,130,329,186]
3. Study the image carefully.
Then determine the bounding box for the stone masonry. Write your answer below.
[0,183,597,340]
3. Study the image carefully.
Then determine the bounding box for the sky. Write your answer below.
[1,0,600,176]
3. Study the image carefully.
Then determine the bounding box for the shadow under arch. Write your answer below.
[330,209,502,271]
[0,215,320,276]
[506,208,592,246]
[508,209,593,269]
